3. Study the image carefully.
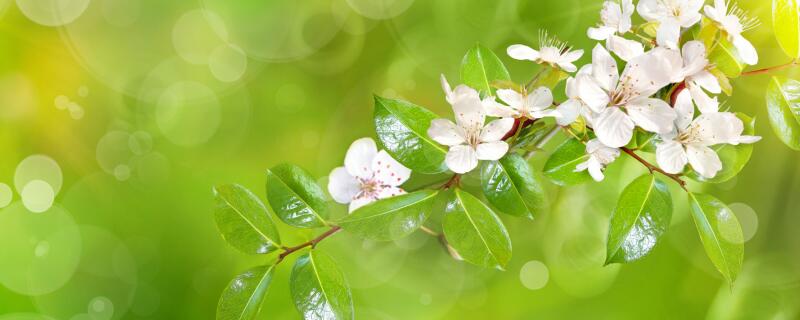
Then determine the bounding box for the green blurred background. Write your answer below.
[0,0,798,319]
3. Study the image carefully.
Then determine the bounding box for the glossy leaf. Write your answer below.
[290,251,353,320]
[606,175,672,264]
[266,164,329,228]
[766,77,800,150]
[688,113,755,183]
[217,265,274,320]
[460,44,511,95]
[443,189,512,269]
[773,0,800,58]
[374,96,448,174]
[709,36,745,78]
[481,153,544,219]
[543,138,592,186]
[213,184,281,255]
[688,193,744,284]
[697,17,720,48]
[338,190,439,241]
[710,67,733,96]
[531,66,569,88]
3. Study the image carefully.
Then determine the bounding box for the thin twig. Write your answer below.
[440,174,461,189]
[276,225,342,264]
[620,147,687,190]
[741,60,799,76]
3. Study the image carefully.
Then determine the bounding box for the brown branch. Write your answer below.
[276,225,342,264]
[741,60,799,76]
[440,174,461,189]
[620,147,687,190]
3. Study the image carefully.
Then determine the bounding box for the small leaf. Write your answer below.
[543,138,592,186]
[290,251,353,320]
[687,113,755,183]
[217,265,274,320]
[709,67,733,96]
[266,164,329,228]
[532,66,569,88]
[460,44,511,95]
[481,153,545,219]
[213,184,281,254]
[766,76,800,150]
[708,36,745,78]
[606,175,672,264]
[338,190,439,241]
[688,193,744,284]
[773,0,800,58]
[443,189,512,269]
[374,96,448,174]
[697,17,720,49]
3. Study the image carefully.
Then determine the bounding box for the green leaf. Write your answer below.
[697,17,720,49]
[213,184,281,254]
[532,66,569,88]
[338,190,439,241]
[773,0,800,58]
[605,175,672,264]
[217,265,274,320]
[687,113,755,183]
[460,44,511,95]
[543,138,592,186]
[688,193,744,284]
[766,76,800,150]
[443,189,512,269]
[481,153,544,219]
[709,67,733,96]
[373,96,448,174]
[265,164,329,228]
[290,251,353,320]
[709,36,745,78]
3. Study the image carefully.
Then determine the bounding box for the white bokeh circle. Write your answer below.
[21,180,56,213]
[155,81,221,146]
[208,43,248,82]
[16,0,90,26]
[15,154,63,195]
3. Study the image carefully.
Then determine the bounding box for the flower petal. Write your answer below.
[577,74,611,113]
[656,140,688,174]
[587,158,606,182]
[588,26,616,40]
[328,166,360,204]
[526,86,554,110]
[591,44,619,92]
[476,141,509,161]
[681,41,709,77]
[507,44,540,61]
[626,98,676,134]
[656,19,681,49]
[483,97,519,117]
[674,89,695,131]
[556,99,582,126]
[445,145,479,174]
[345,137,378,179]
[594,107,635,148]
[686,144,722,178]
[497,89,523,110]
[607,35,644,61]
[690,70,721,94]
[687,83,719,114]
[428,119,465,146]
[732,35,758,65]
[560,49,584,63]
[376,186,406,199]
[692,112,741,145]
[372,150,412,187]
[480,118,515,142]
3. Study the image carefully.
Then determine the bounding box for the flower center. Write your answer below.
[357,178,382,200]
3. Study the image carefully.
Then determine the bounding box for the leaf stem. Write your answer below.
[419,226,462,261]
[620,147,687,190]
[741,60,799,76]
[524,125,561,160]
[276,225,342,264]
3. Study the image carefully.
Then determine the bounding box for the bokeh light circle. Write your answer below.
[14,154,63,195]
[96,131,134,175]
[208,43,248,82]
[0,203,82,296]
[0,182,13,208]
[100,0,141,27]
[345,0,414,19]
[155,81,221,146]
[519,260,549,290]
[33,226,137,320]
[16,0,90,26]
[171,9,229,65]
[201,0,348,61]
[128,131,153,155]
[21,180,56,213]
[726,202,759,243]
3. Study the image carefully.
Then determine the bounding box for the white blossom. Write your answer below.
[575,139,621,181]
[558,65,596,126]
[328,138,411,212]
[655,91,761,178]
[704,0,759,65]
[672,41,722,113]
[484,86,561,120]
[577,44,677,148]
[637,0,704,49]
[588,0,634,41]
[507,31,584,72]
[428,77,514,174]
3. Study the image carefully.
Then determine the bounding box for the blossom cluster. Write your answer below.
[426,0,761,181]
